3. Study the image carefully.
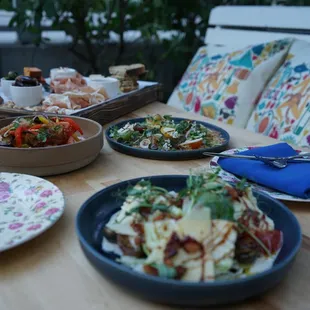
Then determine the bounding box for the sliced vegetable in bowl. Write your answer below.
[0,115,84,148]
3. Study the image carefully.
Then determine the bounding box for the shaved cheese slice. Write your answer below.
[106,213,137,236]
[144,220,179,251]
[211,220,237,265]
[178,207,211,242]
[182,257,215,282]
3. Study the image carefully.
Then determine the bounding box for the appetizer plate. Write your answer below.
[0,115,103,176]
[105,117,230,160]
[76,175,301,306]
[210,147,310,202]
[0,172,65,252]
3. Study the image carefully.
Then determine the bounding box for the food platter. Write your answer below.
[0,66,161,125]
[105,116,230,160]
[0,115,103,176]
[0,172,65,252]
[76,175,301,306]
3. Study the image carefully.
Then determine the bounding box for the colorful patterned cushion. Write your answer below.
[167,39,292,128]
[246,39,310,148]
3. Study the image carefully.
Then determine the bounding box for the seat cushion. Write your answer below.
[167,39,292,128]
[246,39,310,148]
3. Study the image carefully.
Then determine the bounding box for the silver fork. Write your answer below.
[203,152,310,169]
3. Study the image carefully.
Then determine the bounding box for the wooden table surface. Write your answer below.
[1,102,309,310]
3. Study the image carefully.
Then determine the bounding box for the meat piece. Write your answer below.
[182,237,202,254]
[164,232,181,266]
[50,73,87,94]
[117,234,143,257]
[235,231,260,265]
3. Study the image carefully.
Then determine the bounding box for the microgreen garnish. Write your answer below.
[37,128,49,142]
[235,178,249,192]
[179,170,235,220]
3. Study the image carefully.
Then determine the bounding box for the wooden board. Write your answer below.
[0,83,162,125]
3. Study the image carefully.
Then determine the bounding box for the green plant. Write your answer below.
[4,0,309,95]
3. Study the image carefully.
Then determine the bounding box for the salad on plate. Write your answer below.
[109,114,225,151]
[102,171,283,282]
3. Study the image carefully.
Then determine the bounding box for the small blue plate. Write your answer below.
[105,117,230,160]
[76,175,301,306]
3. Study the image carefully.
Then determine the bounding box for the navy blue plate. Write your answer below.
[76,175,301,306]
[105,117,230,160]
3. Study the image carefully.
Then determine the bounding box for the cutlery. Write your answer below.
[203,152,310,169]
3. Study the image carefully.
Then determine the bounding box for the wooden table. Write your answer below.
[1,102,309,310]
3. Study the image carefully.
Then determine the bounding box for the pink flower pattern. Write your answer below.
[9,223,23,230]
[0,173,64,251]
[0,182,11,202]
[27,224,42,231]
[34,201,47,212]
[40,190,53,198]
[45,208,60,216]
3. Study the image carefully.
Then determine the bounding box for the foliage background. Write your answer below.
[0,0,309,99]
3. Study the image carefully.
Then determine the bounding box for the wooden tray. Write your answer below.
[0,82,162,125]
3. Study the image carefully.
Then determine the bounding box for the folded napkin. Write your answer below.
[218,143,310,199]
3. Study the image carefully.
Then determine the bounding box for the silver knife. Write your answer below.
[203,151,310,163]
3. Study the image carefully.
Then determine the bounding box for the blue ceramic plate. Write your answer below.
[76,175,301,307]
[105,117,230,160]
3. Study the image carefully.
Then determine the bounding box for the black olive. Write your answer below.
[103,227,117,243]
[149,143,158,150]
[14,75,39,87]
[235,233,259,265]
[6,71,18,80]
[170,135,186,147]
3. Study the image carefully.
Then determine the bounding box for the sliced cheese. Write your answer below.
[106,213,137,236]
[211,220,237,264]
[178,207,211,242]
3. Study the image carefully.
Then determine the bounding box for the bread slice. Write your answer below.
[24,67,42,79]
[109,64,145,77]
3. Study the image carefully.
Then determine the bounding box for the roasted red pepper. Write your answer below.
[15,126,26,147]
[30,124,44,130]
[62,118,83,135]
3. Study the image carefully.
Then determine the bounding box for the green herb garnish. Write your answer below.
[150,264,177,279]
[37,128,49,142]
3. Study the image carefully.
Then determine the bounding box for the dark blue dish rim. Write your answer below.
[76,175,302,288]
[105,117,230,159]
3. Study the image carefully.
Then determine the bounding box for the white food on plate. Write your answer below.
[101,174,283,282]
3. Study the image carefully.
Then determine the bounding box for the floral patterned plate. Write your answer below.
[209,146,310,202]
[0,172,65,251]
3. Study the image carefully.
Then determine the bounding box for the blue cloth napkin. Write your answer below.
[218,143,310,199]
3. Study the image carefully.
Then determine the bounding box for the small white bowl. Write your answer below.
[10,84,43,107]
[1,78,14,98]
[50,67,77,80]
[88,77,120,98]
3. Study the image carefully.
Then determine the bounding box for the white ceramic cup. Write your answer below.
[88,77,120,98]
[50,68,77,80]
[1,78,14,98]
[10,84,43,107]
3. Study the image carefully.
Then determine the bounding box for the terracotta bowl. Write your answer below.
[0,115,103,176]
